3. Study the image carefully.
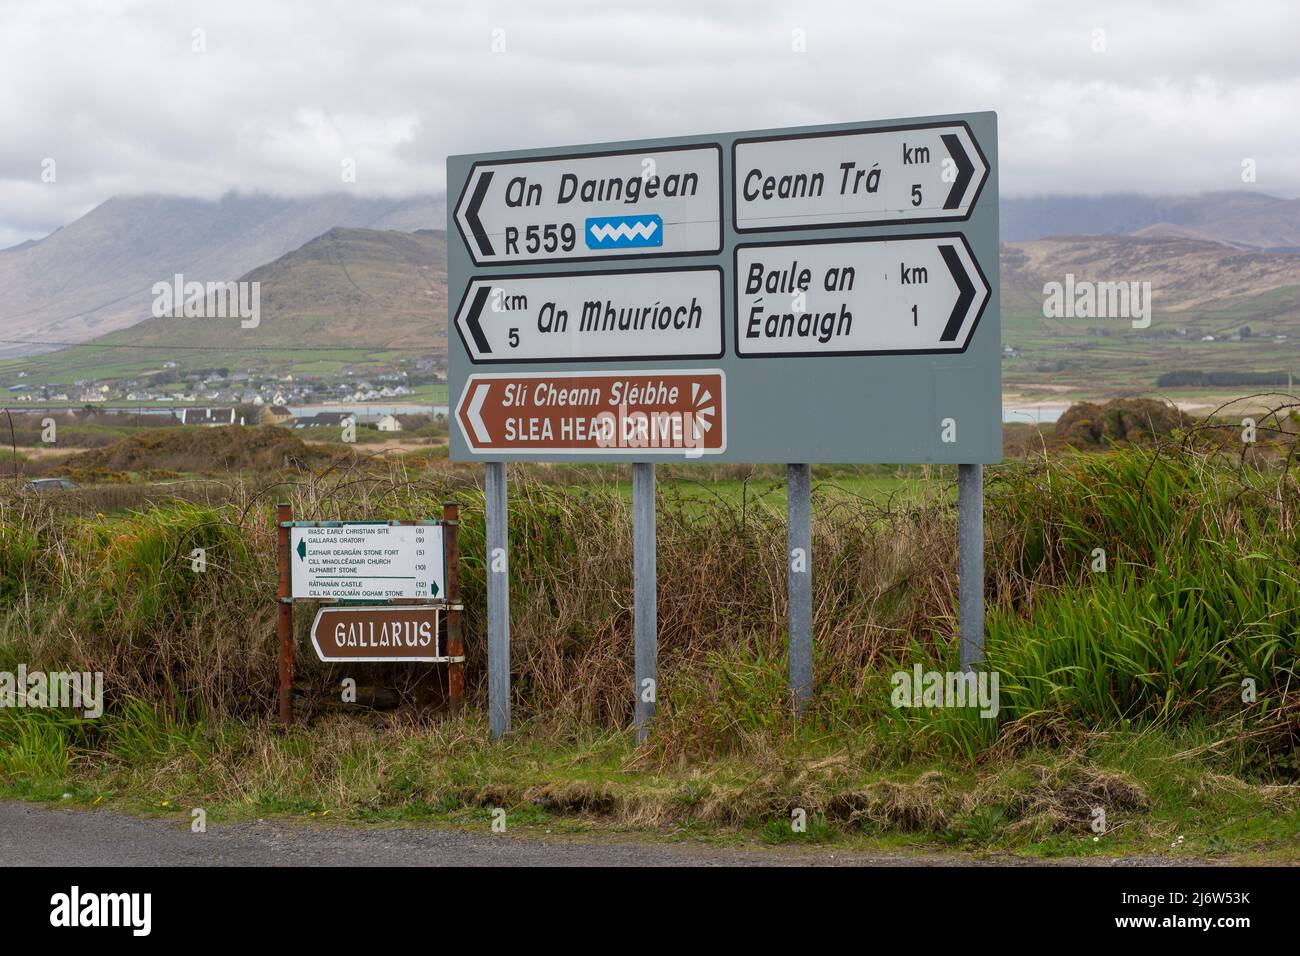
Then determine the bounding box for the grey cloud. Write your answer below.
[0,0,1296,245]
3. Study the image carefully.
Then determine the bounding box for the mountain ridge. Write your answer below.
[1001,191,1300,248]
[0,192,445,357]
[2,190,1298,388]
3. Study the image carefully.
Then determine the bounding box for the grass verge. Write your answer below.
[0,706,1296,860]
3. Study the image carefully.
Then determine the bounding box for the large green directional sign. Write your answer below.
[448,111,999,464]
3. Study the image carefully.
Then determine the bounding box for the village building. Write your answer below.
[259,405,295,426]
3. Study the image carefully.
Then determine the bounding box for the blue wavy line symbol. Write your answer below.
[585,214,663,249]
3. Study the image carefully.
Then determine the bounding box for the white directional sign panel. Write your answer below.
[734,235,989,356]
[733,122,988,231]
[454,145,723,265]
[290,523,445,601]
[449,111,1000,463]
[454,268,724,364]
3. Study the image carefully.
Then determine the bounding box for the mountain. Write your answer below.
[1003,235,1300,312]
[5,189,1296,364]
[1000,234,1300,396]
[6,189,1300,401]
[7,228,447,382]
[0,192,444,357]
[26,228,1297,395]
[121,226,446,350]
[1001,192,1300,249]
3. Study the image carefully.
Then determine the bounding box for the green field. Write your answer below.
[0,343,443,386]
[599,470,948,513]
[1002,283,1300,399]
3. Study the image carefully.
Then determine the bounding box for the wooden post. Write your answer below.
[276,502,294,725]
[443,501,464,714]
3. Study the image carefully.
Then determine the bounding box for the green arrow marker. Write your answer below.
[430,580,439,596]
[296,538,306,560]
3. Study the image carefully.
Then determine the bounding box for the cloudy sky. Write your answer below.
[1,0,1297,248]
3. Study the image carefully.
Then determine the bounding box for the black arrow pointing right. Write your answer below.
[938,244,975,342]
[463,285,492,355]
[465,170,494,258]
[940,133,974,210]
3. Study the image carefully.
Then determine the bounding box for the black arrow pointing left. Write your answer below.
[463,285,492,355]
[465,171,494,258]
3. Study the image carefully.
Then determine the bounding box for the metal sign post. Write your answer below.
[485,461,511,738]
[958,463,985,669]
[787,464,812,712]
[632,462,657,742]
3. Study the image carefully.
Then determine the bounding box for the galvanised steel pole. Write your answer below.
[632,462,657,742]
[787,463,813,712]
[485,462,511,738]
[957,463,985,670]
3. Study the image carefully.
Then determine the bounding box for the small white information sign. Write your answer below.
[289,523,445,600]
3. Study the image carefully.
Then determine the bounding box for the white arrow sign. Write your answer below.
[734,235,990,356]
[454,145,722,265]
[454,268,724,364]
[733,122,989,231]
[464,381,492,445]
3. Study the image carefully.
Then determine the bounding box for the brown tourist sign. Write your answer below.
[455,369,726,456]
[309,605,447,663]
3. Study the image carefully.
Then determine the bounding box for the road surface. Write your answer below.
[0,800,1189,867]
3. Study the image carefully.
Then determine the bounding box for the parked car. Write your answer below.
[23,478,80,492]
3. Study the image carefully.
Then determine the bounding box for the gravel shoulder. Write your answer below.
[0,800,1206,867]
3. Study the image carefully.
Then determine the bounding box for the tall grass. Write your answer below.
[1,438,1296,771]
